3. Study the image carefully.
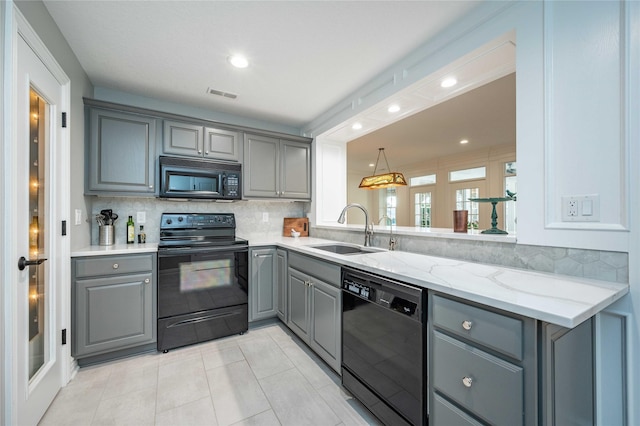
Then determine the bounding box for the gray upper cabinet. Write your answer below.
[72,253,157,363]
[249,247,278,322]
[163,119,240,162]
[243,133,311,199]
[86,107,158,195]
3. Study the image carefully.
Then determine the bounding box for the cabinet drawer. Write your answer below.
[432,331,523,426]
[74,254,154,278]
[432,294,523,360]
[288,252,340,286]
[432,393,485,426]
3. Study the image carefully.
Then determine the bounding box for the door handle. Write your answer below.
[18,256,47,271]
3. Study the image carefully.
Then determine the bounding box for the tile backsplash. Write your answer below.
[88,197,628,284]
[90,197,308,245]
[311,227,629,284]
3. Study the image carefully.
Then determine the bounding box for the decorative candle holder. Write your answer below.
[468,197,513,234]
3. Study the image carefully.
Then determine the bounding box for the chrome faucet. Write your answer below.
[378,215,397,251]
[337,203,373,247]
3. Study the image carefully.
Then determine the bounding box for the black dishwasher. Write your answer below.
[342,268,426,426]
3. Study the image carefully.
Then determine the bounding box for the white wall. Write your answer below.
[1,2,7,423]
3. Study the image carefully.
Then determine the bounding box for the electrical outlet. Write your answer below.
[562,195,600,222]
[262,212,269,222]
[137,211,146,224]
[74,209,82,225]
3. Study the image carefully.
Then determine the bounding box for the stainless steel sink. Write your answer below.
[310,243,384,255]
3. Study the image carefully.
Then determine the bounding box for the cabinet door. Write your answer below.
[280,139,311,199]
[73,272,154,357]
[243,134,279,197]
[541,319,594,426]
[163,120,204,157]
[288,268,310,339]
[309,278,341,372]
[249,248,277,322]
[204,127,240,161]
[88,108,156,194]
[276,249,288,323]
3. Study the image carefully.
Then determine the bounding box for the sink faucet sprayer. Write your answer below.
[337,203,373,247]
[378,215,397,251]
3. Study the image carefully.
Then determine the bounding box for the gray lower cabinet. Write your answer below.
[276,249,288,323]
[540,319,594,426]
[287,252,341,372]
[249,247,278,322]
[243,133,311,199]
[85,105,158,195]
[429,292,594,426]
[163,119,240,162]
[72,253,157,363]
[429,293,537,426]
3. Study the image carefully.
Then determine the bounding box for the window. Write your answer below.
[414,192,432,227]
[410,174,436,186]
[456,187,480,227]
[450,166,486,182]
[379,188,397,225]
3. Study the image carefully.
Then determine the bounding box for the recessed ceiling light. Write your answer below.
[441,77,457,88]
[369,163,375,167]
[228,55,249,69]
[388,104,400,113]
[352,122,363,130]
[460,139,469,144]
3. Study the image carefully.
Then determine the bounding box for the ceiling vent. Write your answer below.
[207,88,238,99]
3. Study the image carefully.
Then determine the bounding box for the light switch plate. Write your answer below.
[74,209,82,225]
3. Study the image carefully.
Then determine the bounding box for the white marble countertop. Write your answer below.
[71,243,158,257]
[248,234,628,328]
[72,234,628,328]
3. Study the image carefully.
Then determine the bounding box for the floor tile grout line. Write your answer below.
[198,350,223,426]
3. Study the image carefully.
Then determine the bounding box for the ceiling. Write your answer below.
[42,0,485,129]
[347,72,516,173]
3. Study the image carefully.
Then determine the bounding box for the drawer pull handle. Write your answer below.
[462,376,473,388]
[462,320,473,330]
[144,278,150,284]
[112,263,119,269]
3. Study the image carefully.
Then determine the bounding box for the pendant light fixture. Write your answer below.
[358,148,407,189]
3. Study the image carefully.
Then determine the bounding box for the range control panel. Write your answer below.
[160,213,236,229]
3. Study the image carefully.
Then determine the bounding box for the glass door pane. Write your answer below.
[28,89,48,380]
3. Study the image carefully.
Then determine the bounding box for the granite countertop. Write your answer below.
[72,235,629,329]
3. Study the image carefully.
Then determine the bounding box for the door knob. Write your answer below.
[18,256,47,271]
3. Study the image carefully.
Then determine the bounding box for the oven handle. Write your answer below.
[158,245,249,257]
[167,310,245,328]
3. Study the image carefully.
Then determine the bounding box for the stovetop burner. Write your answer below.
[158,213,246,249]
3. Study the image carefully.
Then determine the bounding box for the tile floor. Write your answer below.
[39,321,381,426]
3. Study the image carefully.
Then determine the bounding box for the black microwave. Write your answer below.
[159,156,241,200]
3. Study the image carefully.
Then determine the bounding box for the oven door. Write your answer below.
[157,245,248,351]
